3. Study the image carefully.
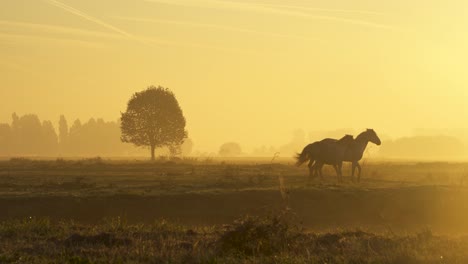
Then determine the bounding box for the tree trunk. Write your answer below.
[150,145,155,161]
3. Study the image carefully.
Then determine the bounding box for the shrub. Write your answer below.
[218,213,300,256]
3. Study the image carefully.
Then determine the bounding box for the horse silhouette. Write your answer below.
[296,129,381,182]
[296,135,354,181]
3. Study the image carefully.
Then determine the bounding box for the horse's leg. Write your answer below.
[333,163,342,181]
[307,160,315,183]
[351,162,357,182]
[317,162,324,180]
[315,163,323,179]
[314,162,320,179]
[339,163,344,180]
[356,162,362,182]
[340,162,344,181]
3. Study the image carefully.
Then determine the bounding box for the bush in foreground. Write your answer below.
[0,215,468,263]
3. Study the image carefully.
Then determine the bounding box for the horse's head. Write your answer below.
[365,129,381,146]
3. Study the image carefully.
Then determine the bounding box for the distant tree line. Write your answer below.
[0,113,193,157]
[1,112,466,160]
[378,135,466,159]
[0,113,58,156]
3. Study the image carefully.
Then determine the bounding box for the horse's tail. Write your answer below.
[295,144,311,166]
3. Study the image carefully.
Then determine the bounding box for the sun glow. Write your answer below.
[1,0,467,153]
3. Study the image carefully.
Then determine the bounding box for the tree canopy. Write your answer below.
[120,86,187,160]
[219,142,242,157]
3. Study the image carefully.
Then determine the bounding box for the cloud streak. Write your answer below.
[0,20,123,39]
[262,3,385,16]
[0,59,36,75]
[112,16,321,42]
[138,35,252,54]
[145,0,397,31]
[0,20,246,54]
[0,32,105,48]
[44,0,136,39]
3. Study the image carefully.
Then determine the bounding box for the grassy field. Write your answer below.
[1,157,468,263]
[2,213,468,263]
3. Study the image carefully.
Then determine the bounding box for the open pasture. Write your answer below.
[1,158,468,234]
[2,158,468,262]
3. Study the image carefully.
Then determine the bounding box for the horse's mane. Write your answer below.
[355,130,369,142]
[338,134,354,143]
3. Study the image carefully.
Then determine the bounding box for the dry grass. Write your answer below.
[1,214,468,263]
[2,159,468,262]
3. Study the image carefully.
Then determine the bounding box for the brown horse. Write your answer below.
[311,129,381,182]
[296,135,354,181]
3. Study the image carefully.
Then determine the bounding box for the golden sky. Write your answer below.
[1,0,467,152]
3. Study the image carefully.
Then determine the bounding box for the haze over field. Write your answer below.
[1,0,467,153]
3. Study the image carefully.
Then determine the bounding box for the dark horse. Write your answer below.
[306,129,381,182]
[296,135,354,181]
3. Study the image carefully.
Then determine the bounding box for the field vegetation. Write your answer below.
[1,158,468,263]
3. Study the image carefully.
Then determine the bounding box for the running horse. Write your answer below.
[299,129,381,182]
[296,134,354,182]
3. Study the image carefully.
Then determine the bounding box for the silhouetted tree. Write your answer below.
[11,113,19,129]
[58,115,68,154]
[219,142,242,157]
[64,118,133,156]
[16,114,43,155]
[3,113,58,156]
[41,120,58,155]
[0,113,154,157]
[68,119,83,155]
[0,123,12,156]
[58,115,68,143]
[120,86,187,160]
[168,143,182,157]
[10,113,20,154]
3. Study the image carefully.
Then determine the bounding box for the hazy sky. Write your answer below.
[1,0,467,152]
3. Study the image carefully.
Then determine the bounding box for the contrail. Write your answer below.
[138,35,253,54]
[145,0,397,31]
[261,3,385,16]
[0,19,245,54]
[0,61,34,75]
[44,0,135,39]
[112,16,322,42]
[0,20,123,39]
[0,32,105,48]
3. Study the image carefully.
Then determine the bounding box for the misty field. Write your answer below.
[2,158,468,263]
